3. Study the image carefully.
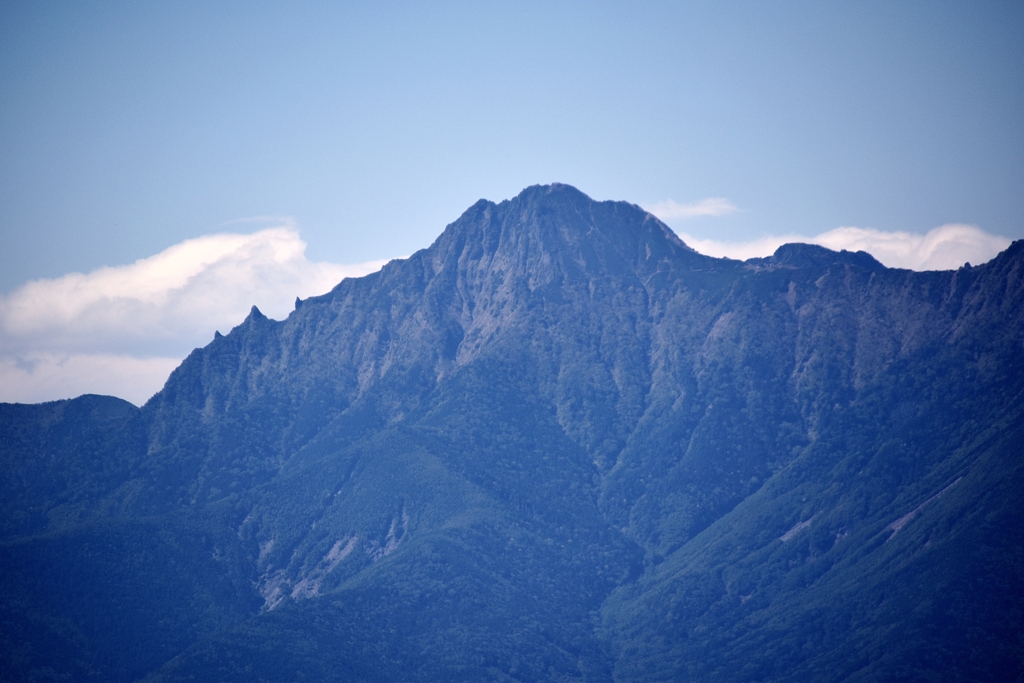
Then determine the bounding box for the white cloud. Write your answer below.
[646,197,740,220]
[810,224,1010,271]
[675,223,1011,271]
[0,227,390,406]
[678,232,806,263]
[0,353,181,407]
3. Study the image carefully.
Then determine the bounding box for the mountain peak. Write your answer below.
[768,242,885,270]
[423,183,697,286]
[4,184,1023,683]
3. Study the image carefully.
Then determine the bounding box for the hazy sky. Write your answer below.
[1,1,1022,404]
[4,2,1023,286]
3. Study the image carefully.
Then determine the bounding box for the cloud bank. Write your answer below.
[0,227,389,406]
[675,223,1010,271]
[646,197,740,220]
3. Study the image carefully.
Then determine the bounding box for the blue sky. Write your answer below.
[1,1,1022,403]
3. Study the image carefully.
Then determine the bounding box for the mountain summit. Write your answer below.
[2,185,1022,682]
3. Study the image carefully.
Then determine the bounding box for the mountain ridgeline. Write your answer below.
[2,184,1022,682]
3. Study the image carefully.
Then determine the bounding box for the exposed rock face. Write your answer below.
[2,184,1022,682]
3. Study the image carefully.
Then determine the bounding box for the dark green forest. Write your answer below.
[2,185,1022,682]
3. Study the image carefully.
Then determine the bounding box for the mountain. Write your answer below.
[2,184,1022,682]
